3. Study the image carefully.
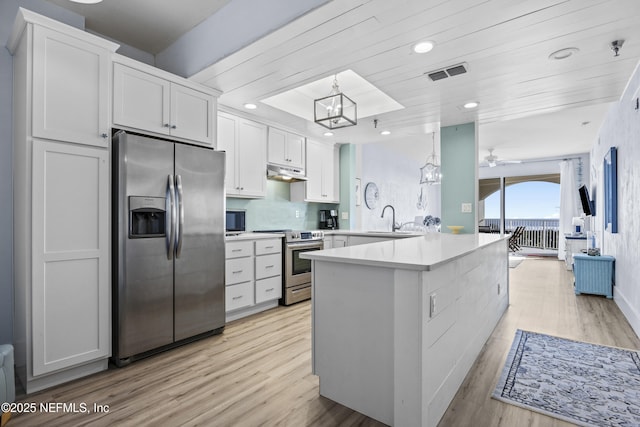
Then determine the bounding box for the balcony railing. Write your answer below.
[482,218,560,251]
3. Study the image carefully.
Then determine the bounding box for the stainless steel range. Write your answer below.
[283,230,324,305]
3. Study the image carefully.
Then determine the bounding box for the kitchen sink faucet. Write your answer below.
[381,205,400,232]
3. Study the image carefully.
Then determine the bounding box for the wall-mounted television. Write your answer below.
[578,185,594,216]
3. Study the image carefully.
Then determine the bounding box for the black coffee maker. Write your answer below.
[319,209,339,229]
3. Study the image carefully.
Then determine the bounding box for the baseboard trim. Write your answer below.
[614,288,640,339]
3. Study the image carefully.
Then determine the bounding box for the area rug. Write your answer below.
[508,256,525,268]
[492,329,640,427]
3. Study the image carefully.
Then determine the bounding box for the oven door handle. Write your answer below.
[287,242,324,250]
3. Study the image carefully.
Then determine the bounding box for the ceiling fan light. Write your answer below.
[464,101,479,109]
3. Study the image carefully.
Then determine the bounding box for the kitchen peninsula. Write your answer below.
[302,233,509,426]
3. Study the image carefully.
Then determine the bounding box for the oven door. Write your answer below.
[285,241,323,287]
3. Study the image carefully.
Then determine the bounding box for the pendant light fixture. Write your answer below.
[314,74,357,130]
[420,132,441,185]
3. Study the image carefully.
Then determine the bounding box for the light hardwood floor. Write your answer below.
[12,258,640,426]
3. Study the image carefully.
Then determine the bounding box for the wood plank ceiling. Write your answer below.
[192,0,640,161]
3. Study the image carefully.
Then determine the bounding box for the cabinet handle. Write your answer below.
[232,270,243,274]
[164,123,171,128]
[171,125,177,129]
[266,288,274,292]
[265,265,274,269]
[232,296,243,300]
[101,133,108,139]
[231,249,242,252]
[264,246,274,249]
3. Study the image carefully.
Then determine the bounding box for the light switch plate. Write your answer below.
[461,203,472,213]
[341,212,349,220]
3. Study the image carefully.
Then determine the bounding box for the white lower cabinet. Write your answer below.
[31,141,110,377]
[256,276,282,304]
[226,282,255,312]
[225,237,283,321]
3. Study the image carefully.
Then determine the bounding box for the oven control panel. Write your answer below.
[287,230,324,242]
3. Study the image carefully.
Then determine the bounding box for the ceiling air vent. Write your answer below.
[426,63,468,81]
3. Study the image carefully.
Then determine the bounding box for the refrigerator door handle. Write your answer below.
[167,174,176,260]
[175,174,184,258]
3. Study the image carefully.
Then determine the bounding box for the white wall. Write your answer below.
[591,60,640,337]
[360,138,441,231]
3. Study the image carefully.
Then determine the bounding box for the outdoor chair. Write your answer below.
[508,226,525,252]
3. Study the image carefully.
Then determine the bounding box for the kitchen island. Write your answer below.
[301,233,509,426]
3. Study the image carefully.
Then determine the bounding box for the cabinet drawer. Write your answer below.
[255,253,282,279]
[226,282,255,311]
[226,240,253,259]
[256,276,282,304]
[226,257,253,285]
[255,238,282,255]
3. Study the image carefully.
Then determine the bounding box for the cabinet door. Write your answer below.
[267,127,288,166]
[32,26,111,147]
[322,143,339,202]
[170,83,215,146]
[237,118,267,197]
[287,133,306,169]
[113,64,170,136]
[305,140,324,201]
[217,113,239,195]
[31,140,110,376]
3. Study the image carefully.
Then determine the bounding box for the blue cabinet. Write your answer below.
[573,254,615,298]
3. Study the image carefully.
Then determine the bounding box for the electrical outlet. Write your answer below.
[429,293,437,317]
[295,210,300,218]
[341,211,349,220]
[461,203,472,213]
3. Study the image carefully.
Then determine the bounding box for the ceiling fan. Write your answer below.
[480,148,522,168]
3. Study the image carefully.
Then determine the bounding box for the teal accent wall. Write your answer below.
[339,144,356,229]
[441,123,476,233]
[226,180,337,231]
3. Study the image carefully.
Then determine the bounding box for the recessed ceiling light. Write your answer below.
[69,0,103,3]
[243,103,257,110]
[548,47,579,60]
[413,41,435,54]
[380,130,391,136]
[463,101,479,109]
[323,131,334,137]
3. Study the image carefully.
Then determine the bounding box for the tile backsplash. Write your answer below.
[226,180,337,231]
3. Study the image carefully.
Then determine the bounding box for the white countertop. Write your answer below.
[323,230,424,238]
[225,232,284,241]
[301,233,507,271]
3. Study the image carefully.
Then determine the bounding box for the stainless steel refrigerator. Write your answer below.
[112,131,225,366]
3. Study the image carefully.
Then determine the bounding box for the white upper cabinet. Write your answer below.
[267,127,305,169]
[218,112,267,198]
[291,140,339,203]
[113,60,217,147]
[31,25,112,147]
